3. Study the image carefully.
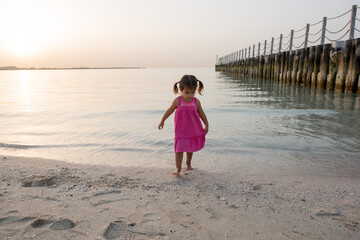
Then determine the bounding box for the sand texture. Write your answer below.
[0,155,359,239]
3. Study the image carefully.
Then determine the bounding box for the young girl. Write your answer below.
[158,75,209,176]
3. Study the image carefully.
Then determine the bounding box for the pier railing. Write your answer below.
[218,5,359,64]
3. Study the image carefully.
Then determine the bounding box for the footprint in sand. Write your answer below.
[31,218,54,228]
[0,216,36,226]
[22,176,57,187]
[50,219,76,230]
[103,221,128,239]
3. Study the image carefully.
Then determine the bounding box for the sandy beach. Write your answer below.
[0,155,359,240]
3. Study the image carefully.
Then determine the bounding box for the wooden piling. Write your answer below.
[327,44,341,91]
[335,41,351,92]
[305,46,316,86]
[344,39,360,93]
[274,53,281,82]
[286,51,294,83]
[259,55,265,79]
[311,45,323,88]
[297,48,306,85]
[291,50,300,84]
[280,52,286,83]
[317,44,331,89]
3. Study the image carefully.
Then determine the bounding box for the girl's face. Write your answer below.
[181,87,196,102]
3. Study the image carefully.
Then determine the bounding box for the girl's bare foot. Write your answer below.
[172,170,181,176]
[186,165,193,170]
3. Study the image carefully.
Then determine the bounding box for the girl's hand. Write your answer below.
[158,122,164,130]
[204,126,209,134]
[158,98,178,131]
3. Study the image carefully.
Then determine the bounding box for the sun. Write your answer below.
[4,28,40,57]
[0,2,59,58]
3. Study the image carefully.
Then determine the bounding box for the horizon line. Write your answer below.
[0,66,146,71]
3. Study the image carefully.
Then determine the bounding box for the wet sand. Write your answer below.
[1,155,359,239]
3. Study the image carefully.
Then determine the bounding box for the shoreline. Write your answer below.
[0,66,146,71]
[1,154,359,239]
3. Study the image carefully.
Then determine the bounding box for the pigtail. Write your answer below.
[197,80,204,95]
[173,82,179,95]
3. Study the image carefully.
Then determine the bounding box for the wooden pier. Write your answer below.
[216,5,360,93]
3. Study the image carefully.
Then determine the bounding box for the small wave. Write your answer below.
[0,142,102,150]
[108,147,152,152]
[0,142,47,149]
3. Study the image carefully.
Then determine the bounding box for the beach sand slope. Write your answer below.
[1,155,359,239]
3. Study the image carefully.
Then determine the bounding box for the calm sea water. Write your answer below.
[1,68,359,175]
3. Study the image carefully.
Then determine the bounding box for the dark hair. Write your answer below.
[173,75,204,95]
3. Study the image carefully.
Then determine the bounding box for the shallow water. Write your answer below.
[0,68,359,175]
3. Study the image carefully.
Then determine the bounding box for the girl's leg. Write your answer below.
[186,152,193,170]
[173,152,183,176]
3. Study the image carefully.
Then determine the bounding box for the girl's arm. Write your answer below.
[158,98,178,130]
[197,99,209,134]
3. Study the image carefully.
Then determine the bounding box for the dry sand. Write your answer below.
[0,155,359,240]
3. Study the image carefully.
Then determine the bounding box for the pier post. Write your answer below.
[279,34,283,53]
[264,40,267,56]
[271,37,274,55]
[253,44,255,58]
[349,5,357,40]
[321,17,327,45]
[248,46,251,58]
[304,24,310,49]
[289,30,294,51]
[258,43,261,57]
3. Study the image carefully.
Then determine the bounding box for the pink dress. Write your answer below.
[174,96,206,153]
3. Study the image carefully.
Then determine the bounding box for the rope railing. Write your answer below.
[293,41,305,49]
[325,29,350,42]
[293,33,306,39]
[326,20,351,34]
[294,26,306,33]
[283,38,291,48]
[283,44,291,52]
[282,32,292,39]
[310,19,323,27]
[217,5,358,64]
[327,9,351,21]
[308,35,322,44]
[309,28,323,36]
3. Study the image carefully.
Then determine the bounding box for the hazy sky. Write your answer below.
[0,0,359,68]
